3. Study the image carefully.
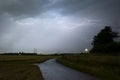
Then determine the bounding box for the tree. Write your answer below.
[90,26,119,53]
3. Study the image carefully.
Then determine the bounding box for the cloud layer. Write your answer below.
[0,0,120,53]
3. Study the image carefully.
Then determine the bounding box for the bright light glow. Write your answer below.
[85,48,88,52]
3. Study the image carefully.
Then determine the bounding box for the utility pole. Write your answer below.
[34,48,37,53]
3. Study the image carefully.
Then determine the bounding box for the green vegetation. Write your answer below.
[91,26,120,53]
[57,54,120,80]
[56,26,120,80]
[0,55,53,80]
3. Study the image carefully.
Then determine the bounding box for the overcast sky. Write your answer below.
[0,0,120,53]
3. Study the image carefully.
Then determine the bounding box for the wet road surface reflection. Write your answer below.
[38,59,100,80]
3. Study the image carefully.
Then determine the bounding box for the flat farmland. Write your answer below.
[0,55,53,80]
[57,54,120,80]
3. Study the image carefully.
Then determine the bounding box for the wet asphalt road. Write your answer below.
[38,59,100,80]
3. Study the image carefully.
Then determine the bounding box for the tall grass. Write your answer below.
[57,54,120,80]
[0,55,53,80]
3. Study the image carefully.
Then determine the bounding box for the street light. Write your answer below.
[85,48,89,53]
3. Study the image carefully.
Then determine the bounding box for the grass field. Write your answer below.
[0,55,53,80]
[57,54,120,80]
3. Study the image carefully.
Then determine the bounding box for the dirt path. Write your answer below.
[38,59,100,80]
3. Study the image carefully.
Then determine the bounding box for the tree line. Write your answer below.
[90,26,120,54]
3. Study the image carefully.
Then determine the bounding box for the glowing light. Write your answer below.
[85,48,88,52]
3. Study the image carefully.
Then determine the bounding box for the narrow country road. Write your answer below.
[38,59,100,80]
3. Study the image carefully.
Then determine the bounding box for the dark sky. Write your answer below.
[0,0,120,53]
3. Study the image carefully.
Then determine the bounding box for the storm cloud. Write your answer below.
[0,0,120,53]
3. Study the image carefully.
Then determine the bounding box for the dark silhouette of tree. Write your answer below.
[90,26,119,53]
